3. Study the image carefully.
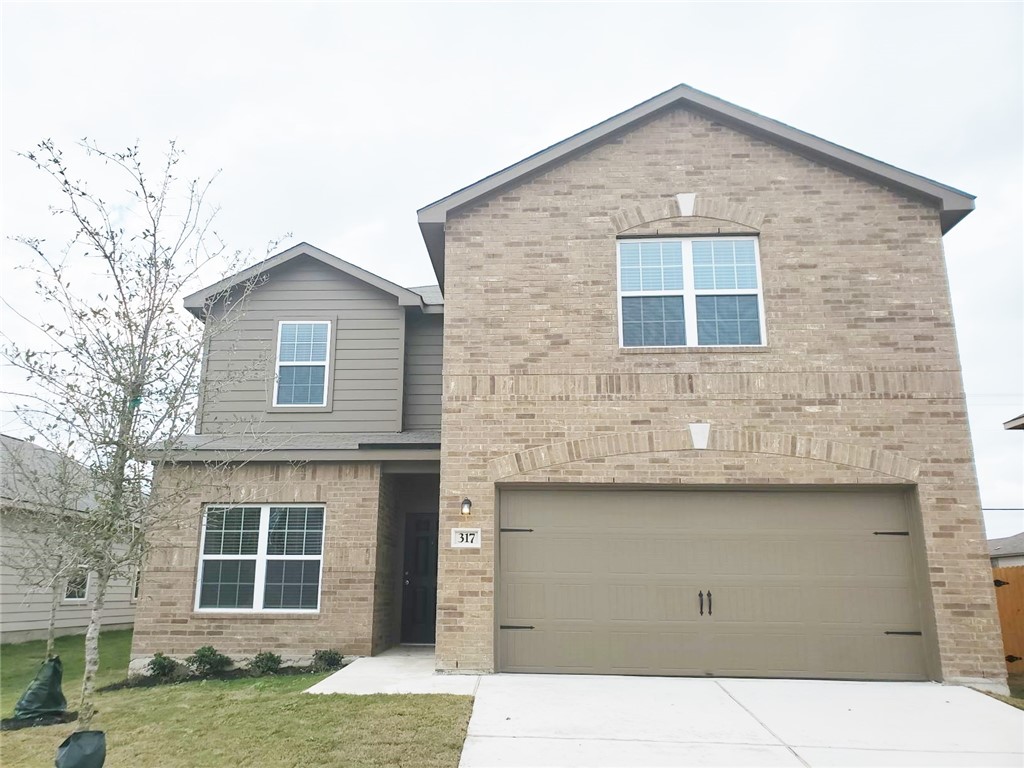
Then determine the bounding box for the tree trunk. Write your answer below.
[46,579,61,659]
[77,568,110,730]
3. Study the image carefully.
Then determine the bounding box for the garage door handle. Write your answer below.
[707,590,712,616]
[698,591,704,616]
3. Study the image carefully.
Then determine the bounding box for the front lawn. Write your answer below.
[1,633,473,767]
[0,629,133,715]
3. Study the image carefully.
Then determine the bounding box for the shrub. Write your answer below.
[147,652,180,679]
[247,651,282,676]
[185,645,232,677]
[311,649,344,672]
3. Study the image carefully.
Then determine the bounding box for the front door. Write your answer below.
[401,512,438,644]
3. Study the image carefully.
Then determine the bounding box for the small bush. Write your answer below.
[185,645,232,677]
[247,651,282,676]
[311,649,344,672]
[147,652,180,679]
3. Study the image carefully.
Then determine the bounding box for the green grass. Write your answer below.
[0,629,133,715]
[0,632,473,767]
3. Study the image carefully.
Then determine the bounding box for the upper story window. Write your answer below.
[195,504,325,612]
[618,237,765,348]
[273,321,331,407]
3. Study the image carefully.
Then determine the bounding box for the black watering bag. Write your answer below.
[55,730,107,768]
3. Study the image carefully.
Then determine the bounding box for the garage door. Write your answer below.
[498,488,930,680]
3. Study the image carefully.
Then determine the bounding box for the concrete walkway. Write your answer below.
[305,645,479,696]
[460,675,1024,767]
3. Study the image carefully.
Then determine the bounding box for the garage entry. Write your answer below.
[498,488,932,681]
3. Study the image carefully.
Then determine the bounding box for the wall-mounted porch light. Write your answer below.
[460,498,473,516]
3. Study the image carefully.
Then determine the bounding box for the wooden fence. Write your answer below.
[994,566,1024,677]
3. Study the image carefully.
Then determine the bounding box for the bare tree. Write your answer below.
[1,140,276,728]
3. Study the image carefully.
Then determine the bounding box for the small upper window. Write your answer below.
[618,237,765,348]
[273,321,331,406]
[64,570,89,602]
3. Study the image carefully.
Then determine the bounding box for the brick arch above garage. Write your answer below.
[487,429,923,483]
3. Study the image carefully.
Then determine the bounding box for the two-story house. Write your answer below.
[131,84,1007,693]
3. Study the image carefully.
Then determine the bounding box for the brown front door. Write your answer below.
[402,512,438,644]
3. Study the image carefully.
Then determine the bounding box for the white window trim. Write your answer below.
[272,320,332,408]
[617,236,767,348]
[130,567,141,603]
[63,570,90,604]
[194,504,325,614]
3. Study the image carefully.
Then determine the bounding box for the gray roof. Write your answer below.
[155,431,441,461]
[1003,414,1024,430]
[0,434,97,512]
[409,284,443,305]
[183,243,442,319]
[417,83,976,288]
[989,532,1024,558]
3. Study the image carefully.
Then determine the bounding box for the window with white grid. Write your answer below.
[196,505,325,612]
[618,237,765,348]
[273,321,331,407]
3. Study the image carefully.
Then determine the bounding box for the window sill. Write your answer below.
[191,611,322,619]
[266,405,334,414]
[619,345,770,355]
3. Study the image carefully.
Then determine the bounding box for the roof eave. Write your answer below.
[184,242,428,321]
[1003,414,1024,430]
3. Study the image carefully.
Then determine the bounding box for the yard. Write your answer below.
[0,632,473,767]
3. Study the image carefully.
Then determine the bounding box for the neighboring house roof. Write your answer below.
[183,242,443,319]
[0,434,97,513]
[1004,414,1024,430]
[155,431,441,462]
[417,83,977,288]
[989,532,1024,559]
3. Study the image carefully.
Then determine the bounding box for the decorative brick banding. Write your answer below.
[488,429,922,481]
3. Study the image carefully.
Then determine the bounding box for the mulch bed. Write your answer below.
[96,663,346,692]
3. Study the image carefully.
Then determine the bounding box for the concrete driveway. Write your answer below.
[459,675,1024,767]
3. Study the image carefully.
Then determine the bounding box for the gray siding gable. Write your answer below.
[200,255,411,434]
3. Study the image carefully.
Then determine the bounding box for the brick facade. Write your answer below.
[435,105,1006,689]
[130,461,393,670]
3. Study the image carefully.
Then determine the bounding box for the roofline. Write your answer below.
[417,83,977,287]
[1004,414,1024,430]
[149,447,441,463]
[183,242,437,320]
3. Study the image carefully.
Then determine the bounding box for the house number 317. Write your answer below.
[451,528,481,548]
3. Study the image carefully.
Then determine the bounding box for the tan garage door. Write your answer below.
[498,488,930,680]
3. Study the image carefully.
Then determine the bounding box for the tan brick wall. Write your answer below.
[436,105,1005,688]
[371,473,400,653]
[131,461,386,667]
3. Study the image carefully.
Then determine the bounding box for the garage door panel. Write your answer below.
[707,632,809,675]
[499,488,926,680]
[816,539,914,577]
[502,629,597,671]
[708,538,807,576]
[652,585,704,622]
[708,585,804,623]
[816,586,919,624]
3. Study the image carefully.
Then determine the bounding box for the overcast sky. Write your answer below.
[2,2,1021,536]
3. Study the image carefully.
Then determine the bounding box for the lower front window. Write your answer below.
[195,504,325,612]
